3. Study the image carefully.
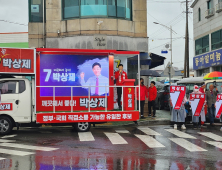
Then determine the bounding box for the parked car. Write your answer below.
[155,85,170,110]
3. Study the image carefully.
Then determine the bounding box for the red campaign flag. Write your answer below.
[170,86,186,110]
[215,94,222,119]
[190,93,205,117]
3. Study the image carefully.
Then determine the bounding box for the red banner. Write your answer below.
[216,94,222,119]
[0,103,13,111]
[190,93,205,116]
[170,86,186,110]
[0,48,34,74]
[36,111,139,123]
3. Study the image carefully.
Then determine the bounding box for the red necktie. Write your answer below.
[95,78,99,95]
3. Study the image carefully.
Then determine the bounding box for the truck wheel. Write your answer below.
[74,122,91,132]
[0,116,13,135]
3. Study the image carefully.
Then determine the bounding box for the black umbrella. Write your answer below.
[140,70,161,77]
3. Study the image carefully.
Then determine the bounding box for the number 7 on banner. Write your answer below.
[216,94,222,119]
[189,93,205,117]
[170,86,186,110]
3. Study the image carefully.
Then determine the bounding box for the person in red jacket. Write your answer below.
[148,81,157,117]
[115,64,127,110]
[136,78,148,119]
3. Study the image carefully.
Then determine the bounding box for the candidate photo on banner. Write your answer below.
[39,54,109,97]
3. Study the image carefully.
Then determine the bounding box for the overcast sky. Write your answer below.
[0,0,194,70]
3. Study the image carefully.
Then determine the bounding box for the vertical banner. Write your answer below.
[170,86,186,110]
[216,94,222,119]
[189,93,205,116]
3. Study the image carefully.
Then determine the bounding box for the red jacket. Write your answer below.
[115,70,127,86]
[136,85,148,101]
[148,86,157,101]
[199,87,205,93]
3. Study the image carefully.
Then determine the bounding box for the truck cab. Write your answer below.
[0,78,34,134]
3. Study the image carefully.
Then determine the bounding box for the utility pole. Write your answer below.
[184,0,190,78]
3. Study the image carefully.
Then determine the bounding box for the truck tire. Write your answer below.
[74,122,91,132]
[0,116,13,135]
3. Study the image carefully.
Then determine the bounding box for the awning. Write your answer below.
[140,70,161,77]
[149,53,166,69]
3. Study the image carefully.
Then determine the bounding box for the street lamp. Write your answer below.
[153,22,176,84]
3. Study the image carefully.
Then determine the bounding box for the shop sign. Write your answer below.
[193,48,222,70]
[93,35,107,49]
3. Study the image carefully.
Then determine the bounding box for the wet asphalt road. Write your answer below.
[1,125,222,170]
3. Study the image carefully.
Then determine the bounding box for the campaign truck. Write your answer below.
[0,48,140,135]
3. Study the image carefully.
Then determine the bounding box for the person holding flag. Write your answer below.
[170,92,187,130]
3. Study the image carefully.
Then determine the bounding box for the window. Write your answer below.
[211,29,222,50]
[29,0,45,22]
[19,81,26,93]
[0,81,17,94]
[206,82,222,93]
[63,0,79,19]
[195,35,209,55]
[207,0,213,9]
[63,0,132,20]
[198,8,201,21]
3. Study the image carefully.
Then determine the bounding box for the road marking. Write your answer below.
[169,138,207,152]
[0,148,34,156]
[135,134,165,148]
[137,127,161,135]
[78,132,95,141]
[0,139,16,143]
[115,130,130,133]
[0,157,5,160]
[104,133,128,144]
[198,132,222,141]
[0,143,58,151]
[165,129,196,139]
[1,135,17,138]
[203,141,222,149]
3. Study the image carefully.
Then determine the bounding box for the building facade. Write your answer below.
[191,0,222,77]
[28,0,148,52]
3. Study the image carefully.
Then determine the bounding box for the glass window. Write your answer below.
[198,8,201,21]
[117,0,125,18]
[126,0,131,20]
[195,35,209,55]
[108,0,116,17]
[81,0,107,17]
[0,81,17,94]
[63,0,79,19]
[211,29,222,50]
[206,82,222,93]
[19,81,26,93]
[208,0,212,9]
[29,0,45,22]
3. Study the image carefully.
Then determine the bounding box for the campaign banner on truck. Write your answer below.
[170,86,186,110]
[189,93,205,116]
[36,111,139,123]
[40,54,109,97]
[0,48,35,74]
[215,94,222,119]
[0,103,13,111]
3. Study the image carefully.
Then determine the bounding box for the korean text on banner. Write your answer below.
[216,94,222,119]
[170,86,186,110]
[190,93,205,117]
[0,48,34,74]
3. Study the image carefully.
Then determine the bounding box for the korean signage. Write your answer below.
[0,48,34,74]
[0,103,13,111]
[193,48,222,70]
[36,111,139,123]
[215,94,222,119]
[170,86,186,110]
[40,54,109,97]
[189,93,205,116]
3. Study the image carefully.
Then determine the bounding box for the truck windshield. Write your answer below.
[206,82,222,93]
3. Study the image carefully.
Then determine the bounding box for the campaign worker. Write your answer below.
[171,93,188,130]
[115,64,127,110]
[198,84,207,126]
[147,81,157,117]
[136,78,148,119]
[206,84,218,126]
[80,62,109,96]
